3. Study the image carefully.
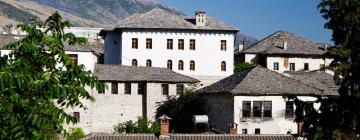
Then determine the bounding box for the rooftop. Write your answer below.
[198,66,330,96]
[242,31,328,56]
[94,64,199,83]
[102,8,238,32]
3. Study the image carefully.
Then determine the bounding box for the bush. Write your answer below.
[66,128,85,140]
[113,117,160,134]
[234,62,256,73]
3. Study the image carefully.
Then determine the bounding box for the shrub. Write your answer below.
[66,128,85,140]
[113,117,160,134]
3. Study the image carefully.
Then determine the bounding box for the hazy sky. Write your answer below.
[160,0,333,44]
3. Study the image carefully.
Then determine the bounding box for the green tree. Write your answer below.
[113,117,160,134]
[234,62,256,73]
[66,128,85,140]
[155,90,203,133]
[0,13,105,139]
[290,0,360,139]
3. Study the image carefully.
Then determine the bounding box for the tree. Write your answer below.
[290,0,360,139]
[113,117,160,134]
[0,13,105,139]
[156,90,203,133]
[66,128,85,140]
[234,62,256,73]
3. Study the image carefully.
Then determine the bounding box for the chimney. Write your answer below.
[238,44,244,53]
[283,41,288,50]
[324,44,328,51]
[195,11,207,26]
[158,114,171,138]
[229,122,238,134]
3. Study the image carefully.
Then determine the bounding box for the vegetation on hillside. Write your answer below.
[0,13,105,139]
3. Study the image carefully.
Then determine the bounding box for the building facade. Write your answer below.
[238,31,333,73]
[100,8,238,87]
[199,66,337,134]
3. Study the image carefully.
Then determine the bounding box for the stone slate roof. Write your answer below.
[94,64,199,83]
[285,70,339,96]
[103,8,238,32]
[199,66,327,96]
[0,34,93,52]
[242,31,327,55]
[80,133,296,140]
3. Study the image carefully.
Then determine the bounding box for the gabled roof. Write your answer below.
[0,34,93,52]
[102,8,238,32]
[94,64,199,83]
[285,70,339,96]
[199,66,326,96]
[242,31,327,55]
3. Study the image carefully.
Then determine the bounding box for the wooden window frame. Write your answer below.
[304,63,309,71]
[132,59,137,66]
[167,39,173,50]
[221,61,226,71]
[146,59,152,67]
[146,38,152,49]
[138,83,146,95]
[178,60,184,70]
[290,63,295,71]
[111,82,118,94]
[124,83,131,95]
[285,101,294,118]
[132,38,138,49]
[221,40,226,51]
[190,60,195,71]
[74,112,80,122]
[176,84,184,95]
[242,101,251,118]
[178,39,184,50]
[274,62,279,70]
[167,60,172,70]
[190,39,196,50]
[263,101,272,118]
[68,54,78,65]
[253,101,262,118]
[161,84,169,95]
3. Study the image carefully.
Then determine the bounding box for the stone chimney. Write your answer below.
[283,41,288,50]
[238,44,244,53]
[229,122,238,134]
[195,11,207,26]
[324,44,328,51]
[158,114,172,138]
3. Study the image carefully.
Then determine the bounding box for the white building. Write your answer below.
[100,8,239,87]
[238,31,333,73]
[199,66,338,135]
[67,64,198,133]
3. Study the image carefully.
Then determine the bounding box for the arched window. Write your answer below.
[221,61,226,71]
[167,60,172,70]
[190,60,195,71]
[132,59,137,66]
[178,60,184,70]
[146,59,152,67]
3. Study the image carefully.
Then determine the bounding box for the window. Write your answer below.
[273,62,279,70]
[320,64,325,70]
[167,39,173,50]
[125,83,131,94]
[146,59,152,67]
[304,63,309,71]
[138,83,146,95]
[190,60,195,71]
[242,101,251,118]
[285,101,294,118]
[132,38,138,49]
[190,39,196,50]
[167,60,172,70]
[242,129,248,134]
[178,39,184,50]
[176,84,184,95]
[253,101,262,117]
[132,59,137,66]
[161,84,169,95]
[68,54,78,65]
[221,40,226,51]
[290,63,295,71]
[221,61,226,71]
[255,128,261,134]
[73,112,80,122]
[111,82,118,94]
[263,101,272,117]
[146,38,152,49]
[178,60,184,70]
[98,88,105,94]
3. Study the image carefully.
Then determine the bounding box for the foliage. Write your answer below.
[0,13,105,139]
[234,62,256,73]
[289,0,360,139]
[66,128,85,140]
[156,90,203,133]
[113,117,160,134]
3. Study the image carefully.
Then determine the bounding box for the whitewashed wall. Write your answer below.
[104,29,236,86]
[266,56,333,72]
[66,82,179,134]
[233,96,319,134]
